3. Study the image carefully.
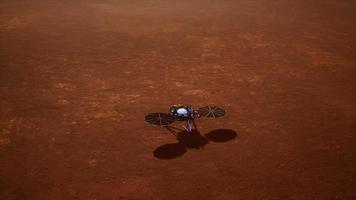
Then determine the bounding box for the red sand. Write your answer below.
[0,0,355,199]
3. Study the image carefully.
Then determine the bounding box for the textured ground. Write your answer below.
[0,0,355,199]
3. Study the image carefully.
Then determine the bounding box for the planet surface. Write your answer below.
[0,0,355,199]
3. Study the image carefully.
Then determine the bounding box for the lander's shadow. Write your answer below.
[177,130,209,149]
[205,129,237,142]
[153,129,237,159]
[153,143,187,159]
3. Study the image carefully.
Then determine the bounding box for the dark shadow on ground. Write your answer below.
[153,129,237,159]
[153,143,187,159]
[205,129,237,142]
[176,130,209,149]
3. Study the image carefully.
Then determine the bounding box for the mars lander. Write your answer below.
[145,104,225,133]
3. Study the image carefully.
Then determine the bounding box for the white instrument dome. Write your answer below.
[176,108,189,117]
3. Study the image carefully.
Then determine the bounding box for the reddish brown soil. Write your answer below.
[1,1,355,199]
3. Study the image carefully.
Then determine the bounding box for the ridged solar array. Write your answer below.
[197,106,225,118]
[145,113,176,126]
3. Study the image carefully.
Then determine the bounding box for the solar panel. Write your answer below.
[145,113,176,126]
[198,106,225,118]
